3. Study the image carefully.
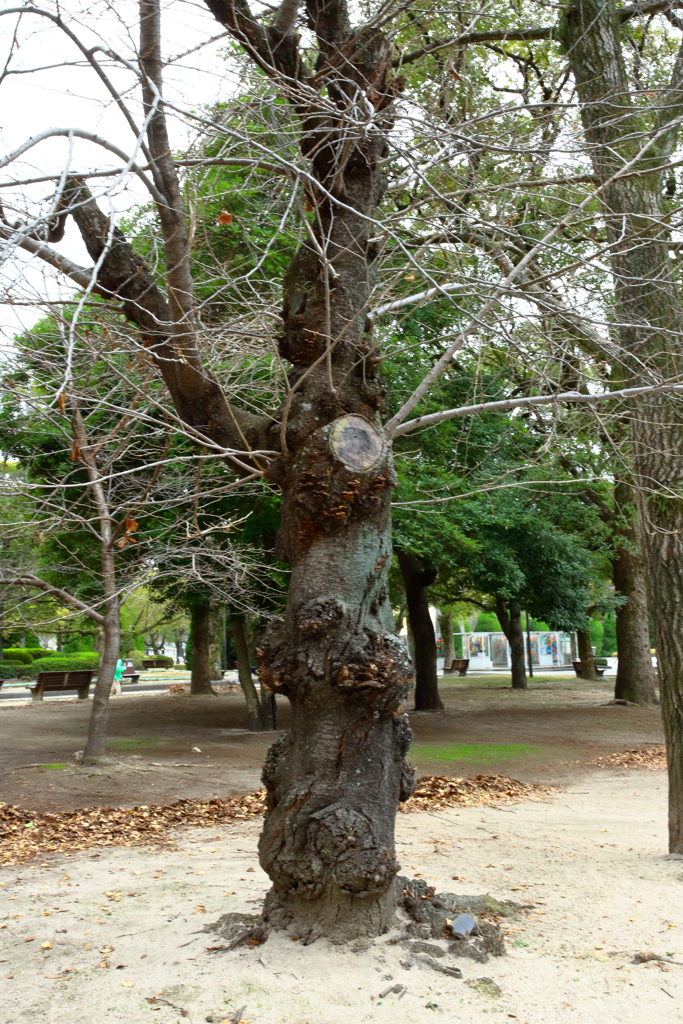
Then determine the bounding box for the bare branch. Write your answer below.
[391,382,683,438]
[0,575,105,625]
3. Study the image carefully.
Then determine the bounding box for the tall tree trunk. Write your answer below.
[209,607,223,681]
[440,612,455,668]
[253,91,416,930]
[495,596,527,690]
[68,0,413,939]
[232,614,263,731]
[397,549,442,711]
[189,599,216,695]
[577,628,598,681]
[175,634,184,665]
[81,472,120,759]
[563,0,683,849]
[613,480,659,704]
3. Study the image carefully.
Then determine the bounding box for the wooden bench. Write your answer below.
[444,658,470,677]
[122,666,141,684]
[30,670,94,701]
[572,660,605,679]
[142,658,169,670]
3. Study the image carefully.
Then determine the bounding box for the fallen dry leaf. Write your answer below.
[582,745,665,771]
[0,776,556,865]
[399,774,557,812]
[41,941,52,949]
[120,979,134,987]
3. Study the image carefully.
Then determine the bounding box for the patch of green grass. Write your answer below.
[411,742,541,763]
[41,763,67,770]
[108,737,161,750]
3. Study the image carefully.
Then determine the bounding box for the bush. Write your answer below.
[3,648,36,664]
[26,648,55,659]
[474,612,502,632]
[0,663,36,680]
[31,652,100,673]
[0,656,100,679]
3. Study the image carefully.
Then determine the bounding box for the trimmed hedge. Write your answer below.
[0,663,35,679]
[31,653,100,672]
[3,649,35,664]
[3,652,100,680]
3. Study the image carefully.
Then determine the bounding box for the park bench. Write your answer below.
[444,658,470,677]
[122,665,140,684]
[142,658,170,670]
[29,670,94,701]
[572,660,605,679]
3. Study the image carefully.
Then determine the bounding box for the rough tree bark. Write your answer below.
[576,628,599,681]
[561,0,683,847]
[397,550,442,711]
[495,596,527,690]
[612,481,658,704]
[189,599,217,695]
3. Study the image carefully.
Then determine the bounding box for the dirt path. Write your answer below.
[0,676,664,812]
[1,770,680,1024]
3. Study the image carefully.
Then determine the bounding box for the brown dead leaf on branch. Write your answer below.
[0,776,554,865]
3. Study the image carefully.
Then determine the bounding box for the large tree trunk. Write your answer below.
[576,628,599,681]
[67,0,413,940]
[189,599,216,695]
[397,549,442,711]
[258,471,414,941]
[563,0,683,848]
[612,480,658,704]
[440,611,455,668]
[495,596,527,690]
[242,15,417,940]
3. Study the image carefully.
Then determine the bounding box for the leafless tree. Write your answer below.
[3,0,683,939]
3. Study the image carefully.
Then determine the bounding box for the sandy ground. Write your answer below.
[1,769,681,1024]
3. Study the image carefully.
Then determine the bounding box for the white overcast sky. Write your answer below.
[0,0,243,344]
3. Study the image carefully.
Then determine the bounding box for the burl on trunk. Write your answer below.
[258,419,414,940]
